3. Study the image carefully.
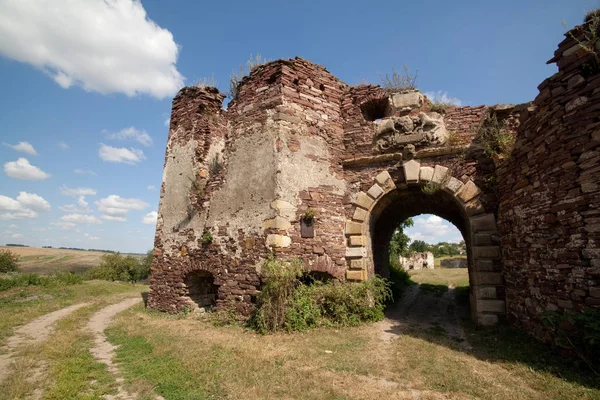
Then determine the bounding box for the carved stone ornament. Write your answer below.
[372,112,448,153]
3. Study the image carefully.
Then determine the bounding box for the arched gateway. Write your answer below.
[345,163,503,325]
[148,16,599,341]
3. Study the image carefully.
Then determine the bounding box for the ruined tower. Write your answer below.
[149,16,599,339]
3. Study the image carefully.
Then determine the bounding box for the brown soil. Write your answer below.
[377,284,471,349]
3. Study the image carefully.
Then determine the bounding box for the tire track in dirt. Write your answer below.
[87,297,164,400]
[0,302,90,385]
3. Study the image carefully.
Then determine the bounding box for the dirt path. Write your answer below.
[0,303,90,385]
[88,297,156,400]
[376,284,471,349]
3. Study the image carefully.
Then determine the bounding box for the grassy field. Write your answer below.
[1,246,141,274]
[1,271,598,400]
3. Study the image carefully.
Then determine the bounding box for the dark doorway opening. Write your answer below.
[184,270,218,310]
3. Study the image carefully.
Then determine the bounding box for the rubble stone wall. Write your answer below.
[497,21,600,339]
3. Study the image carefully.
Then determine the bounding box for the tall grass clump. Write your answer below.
[250,257,391,333]
[478,113,515,160]
[229,53,269,99]
[380,65,418,92]
[0,272,83,292]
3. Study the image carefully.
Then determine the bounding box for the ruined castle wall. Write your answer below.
[497,24,600,339]
[149,18,599,333]
[266,59,348,278]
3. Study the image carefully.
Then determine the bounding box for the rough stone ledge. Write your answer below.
[341,145,471,167]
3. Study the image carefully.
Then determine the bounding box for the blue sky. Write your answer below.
[0,0,595,253]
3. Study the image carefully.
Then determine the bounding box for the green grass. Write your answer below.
[108,324,224,399]
[0,272,598,400]
[0,272,84,292]
[0,282,146,400]
[102,300,600,400]
[409,268,469,288]
[0,280,144,344]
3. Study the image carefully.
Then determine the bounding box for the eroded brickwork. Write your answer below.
[497,21,600,339]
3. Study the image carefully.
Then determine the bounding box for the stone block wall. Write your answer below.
[497,20,600,339]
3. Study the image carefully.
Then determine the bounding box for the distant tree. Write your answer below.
[134,249,153,281]
[409,240,430,253]
[389,218,414,262]
[0,249,19,273]
[88,250,153,283]
[88,253,139,282]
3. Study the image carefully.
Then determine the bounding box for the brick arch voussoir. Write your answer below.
[343,159,505,325]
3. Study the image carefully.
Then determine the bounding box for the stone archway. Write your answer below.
[344,160,505,325]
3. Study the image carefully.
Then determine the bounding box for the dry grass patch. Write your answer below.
[109,305,419,400]
[107,303,600,400]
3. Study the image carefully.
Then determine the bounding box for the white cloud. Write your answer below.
[58,142,70,150]
[0,192,51,220]
[73,169,97,176]
[164,118,170,127]
[98,143,145,164]
[424,91,463,107]
[4,158,50,180]
[78,196,89,208]
[8,224,18,229]
[11,233,23,239]
[3,141,37,155]
[61,214,102,224]
[60,196,92,213]
[142,211,158,225]
[101,215,126,222]
[147,185,156,190]
[0,210,37,220]
[51,221,76,230]
[60,185,96,196]
[406,214,461,244]
[88,236,100,240]
[0,195,22,211]
[16,192,51,211]
[96,195,149,220]
[0,0,184,99]
[106,127,153,146]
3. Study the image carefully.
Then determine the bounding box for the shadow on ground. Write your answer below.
[381,279,600,391]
